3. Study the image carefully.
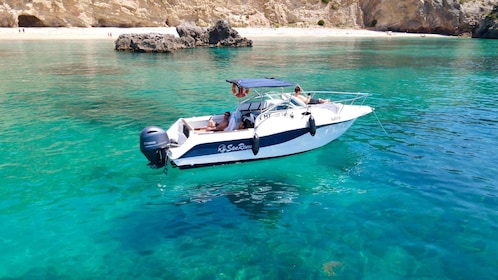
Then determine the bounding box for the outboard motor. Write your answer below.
[140,126,170,168]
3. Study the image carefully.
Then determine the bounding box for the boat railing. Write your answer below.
[253,90,371,126]
[305,91,371,106]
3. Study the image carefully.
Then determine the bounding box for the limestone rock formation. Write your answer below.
[115,20,252,52]
[473,6,498,38]
[206,20,253,47]
[1,0,496,38]
[360,0,496,37]
[176,22,209,46]
[114,33,191,52]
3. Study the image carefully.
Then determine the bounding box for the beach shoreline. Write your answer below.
[0,27,447,41]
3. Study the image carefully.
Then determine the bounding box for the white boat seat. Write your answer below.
[290,96,306,107]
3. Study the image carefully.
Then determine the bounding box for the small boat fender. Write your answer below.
[309,115,316,136]
[252,133,260,155]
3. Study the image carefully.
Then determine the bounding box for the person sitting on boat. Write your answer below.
[206,111,231,131]
[294,86,329,104]
[238,113,255,129]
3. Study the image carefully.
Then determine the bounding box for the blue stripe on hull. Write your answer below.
[180,128,310,159]
[180,139,254,159]
[179,121,348,160]
[173,119,354,169]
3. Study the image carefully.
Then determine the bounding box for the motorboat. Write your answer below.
[140,78,373,169]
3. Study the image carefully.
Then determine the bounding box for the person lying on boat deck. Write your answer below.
[204,111,230,131]
[294,86,329,104]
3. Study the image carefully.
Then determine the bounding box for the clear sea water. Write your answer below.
[0,36,497,279]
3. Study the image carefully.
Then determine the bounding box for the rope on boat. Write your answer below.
[373,110,389,136]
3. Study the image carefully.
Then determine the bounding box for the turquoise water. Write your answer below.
[0,36,497,279]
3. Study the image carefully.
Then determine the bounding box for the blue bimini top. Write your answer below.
[226,78,296,89]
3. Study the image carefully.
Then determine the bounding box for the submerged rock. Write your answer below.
[114,20,252,52]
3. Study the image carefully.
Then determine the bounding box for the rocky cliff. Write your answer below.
[1,0,496,38]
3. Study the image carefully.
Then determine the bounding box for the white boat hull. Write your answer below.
[170,120,354,169]
[166,104,371,169]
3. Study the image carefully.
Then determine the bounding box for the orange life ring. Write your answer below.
[233,85,249,98]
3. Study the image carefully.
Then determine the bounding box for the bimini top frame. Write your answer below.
[226,78,296,89]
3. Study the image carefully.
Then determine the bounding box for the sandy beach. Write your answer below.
[0,27,446,41]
